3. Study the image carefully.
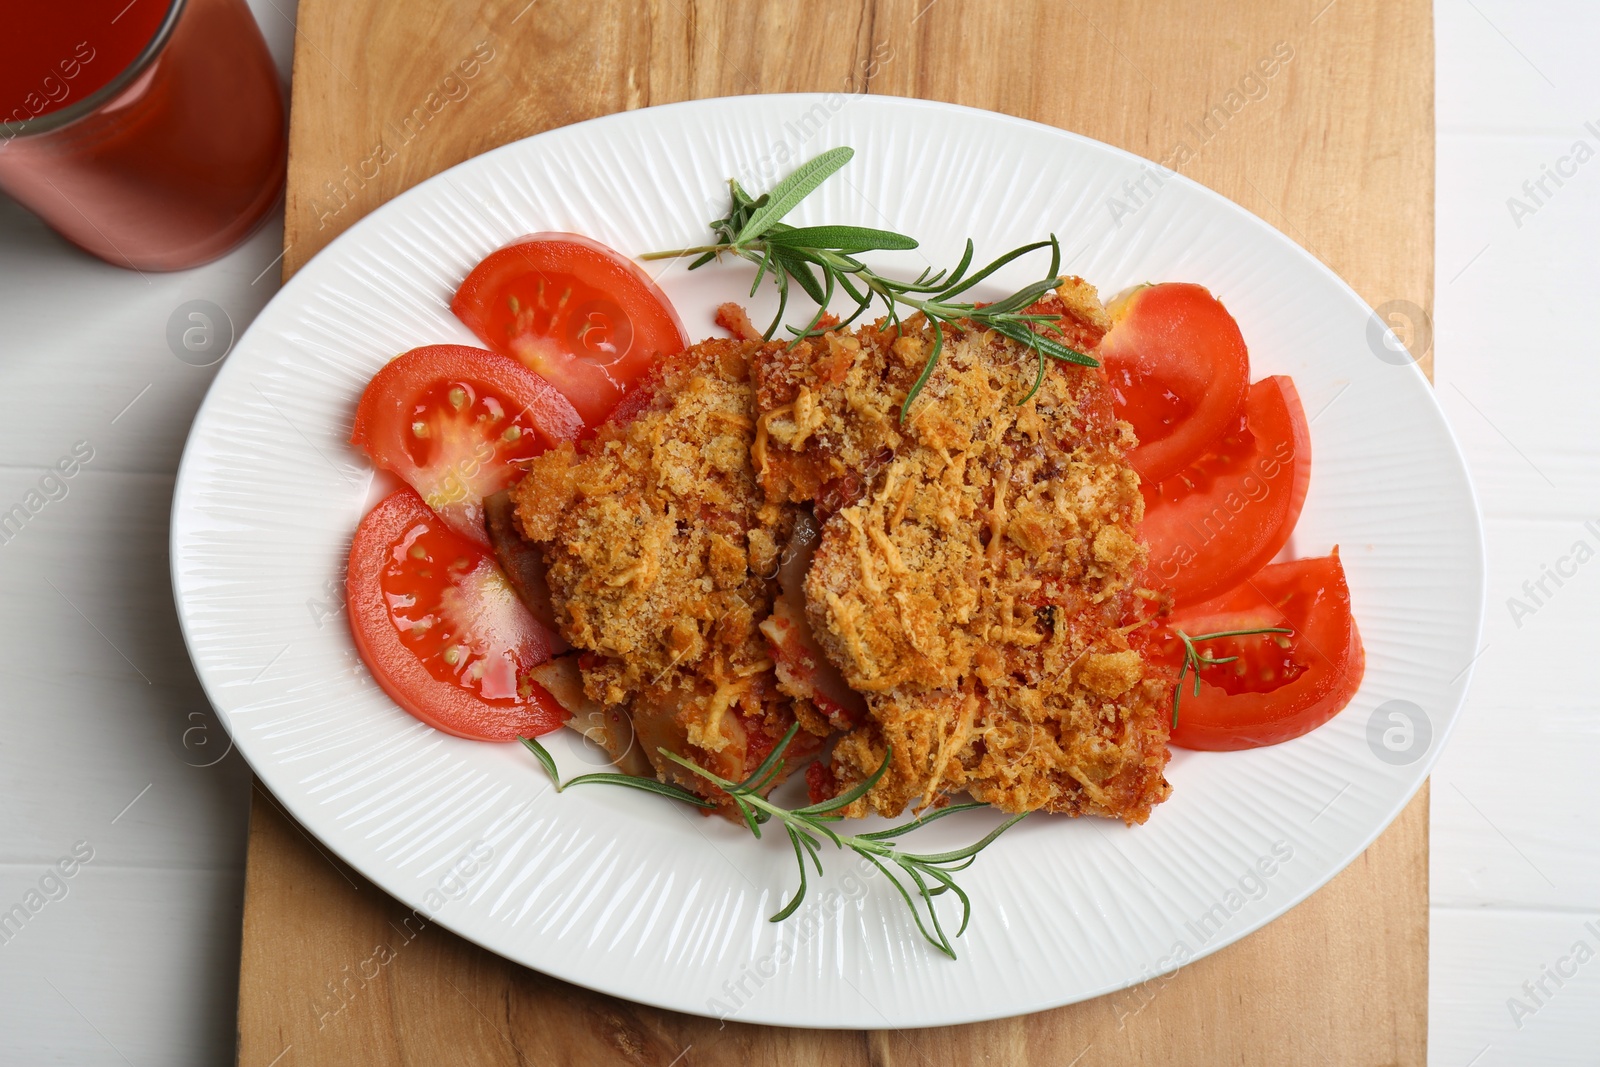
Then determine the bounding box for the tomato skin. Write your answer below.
[350,344,582,545]
[451,232,689,425]
[1158,551,1364,751]
[1099,283,1251,483]
[347,487,568,742]
[1142,375,1311,606]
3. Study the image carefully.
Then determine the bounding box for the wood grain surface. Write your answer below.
[240,1,1435,1063]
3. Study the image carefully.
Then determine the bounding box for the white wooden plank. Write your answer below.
[1431,2,1600,1060]
[0,865,246,1067]
[1434,131,1600,520]
[1436,0,1598,135]
[1430,907,1600,1067]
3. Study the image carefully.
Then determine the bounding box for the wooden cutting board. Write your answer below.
[239,1,1433,1062]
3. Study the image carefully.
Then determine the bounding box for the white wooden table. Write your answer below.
[1430,3,1600,1062]
[0,2,1592,1061]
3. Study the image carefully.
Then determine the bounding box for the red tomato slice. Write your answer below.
[347,487,568,741]
[1156,551,1364,750]
[350,344,583,545]
[451,232,689,425]
[1099,282,1251,482]
[1142,375,1311,606]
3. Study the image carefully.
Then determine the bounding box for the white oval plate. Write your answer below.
[171,94,1483,1028]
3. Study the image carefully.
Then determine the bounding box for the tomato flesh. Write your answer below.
[1142,375,1311,606]
[1099,283,1251,482]
[452,232,688,425]
[351,344,583,545]
[1156,551,1364,750]
[348,487,567,741]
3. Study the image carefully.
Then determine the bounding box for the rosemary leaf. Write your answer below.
[1020,330,1049,405]
[986,320,1096,366]
[929,239,1055,300]
[521,735,718,807]
[771,826,818,922]
[771,248,828,305]
[900,324,946,422]
[854,801,993,841]
[519,735,563,788]
[740,721,801,793]
[564,771,719,806]
[794,751,894,817]
[734,146,855,244]
[765,225,919,252]
[897,812,1030,866]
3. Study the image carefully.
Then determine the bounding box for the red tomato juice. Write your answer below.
[0,0,286,271]
[0,1,171,121]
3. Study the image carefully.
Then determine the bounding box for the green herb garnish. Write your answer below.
[522,724,1026,958]
[641,146,1098,421]
[1169,627,1295,729]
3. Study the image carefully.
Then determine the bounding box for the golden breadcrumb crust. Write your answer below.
[512,279,1171,826]
[512,340,822,802]
[752,281,1173,824]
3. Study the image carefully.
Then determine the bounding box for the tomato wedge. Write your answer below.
[1099,282,1250,482]
[452,232,689,424]
[347,487,567,741]
[1156,551,1364,751]
[350,344,583,545]
[1142,375,1311,606]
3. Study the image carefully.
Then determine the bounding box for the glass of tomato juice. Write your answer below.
[0,0,286,272]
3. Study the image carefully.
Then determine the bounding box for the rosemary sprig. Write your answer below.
[641,146,1098,421]
[1169,627,1295,728]
[522,725,1026,958]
